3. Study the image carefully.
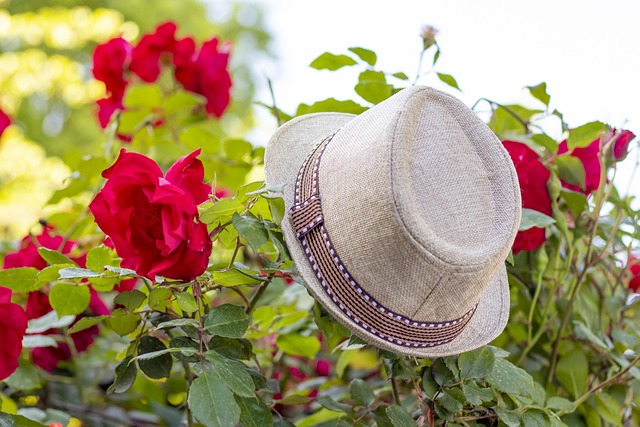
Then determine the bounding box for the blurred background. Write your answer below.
[1,0,638,239]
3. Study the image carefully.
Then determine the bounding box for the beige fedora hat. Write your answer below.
[264,86,521,357]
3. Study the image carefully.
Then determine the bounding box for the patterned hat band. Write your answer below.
[289,133,478,348]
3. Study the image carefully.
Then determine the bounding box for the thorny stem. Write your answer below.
[547,151,608,385]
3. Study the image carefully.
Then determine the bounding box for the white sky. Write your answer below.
[231,0,640,195]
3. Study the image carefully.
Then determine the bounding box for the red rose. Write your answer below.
[315,359,331,377]
[557,139,601,195]
[174,38,232,117]
[612,129,636,161]
[93,37,131,97]
[3,226,80,270]
[0,108,11,138]
[130,22,178,83]
[629,256,640,292]
[89,149,212,281]
[0,291,27,380]
[93,37,132,129]
[502,141,552,254]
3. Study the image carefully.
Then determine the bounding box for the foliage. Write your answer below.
[0,12,639,427]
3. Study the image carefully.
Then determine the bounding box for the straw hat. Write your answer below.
[264,86,521,357]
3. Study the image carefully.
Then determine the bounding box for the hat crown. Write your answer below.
[318,86,521,322]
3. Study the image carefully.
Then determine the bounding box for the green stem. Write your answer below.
[246,278,271,314]
[557,352,640,417]
[527,269,545,344]
[391,377,401,405]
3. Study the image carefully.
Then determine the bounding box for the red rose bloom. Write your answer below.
[0,108,11,138]
[612,129,636,161]
[130,22,178,83]
[557,139,601,195]
[502,141,552,254]
[3,226,80,270]
[174,38,232,117]
[93,37,132,129]
[0,288,27,380]
[89,149,212,281]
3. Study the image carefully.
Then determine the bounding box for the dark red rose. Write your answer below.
[89,149,212,281]
[174,38,232,117]
[3,226,79,270]
[629,256,640,292]
[0,108,11,138]
[557,139,601,195]
[130,22,178,83]
[0,292,28,380]
[93,37,131,97]
[502,141,552,254]
[315,359,331,377]
[96,95,124,129]
[31,322,102,372]
[612,129,636,161]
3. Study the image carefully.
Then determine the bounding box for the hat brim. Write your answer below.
[264,112,510,357]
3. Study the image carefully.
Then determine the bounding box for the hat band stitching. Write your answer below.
[290,133,477,347]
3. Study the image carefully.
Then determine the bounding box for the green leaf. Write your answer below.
[22,335,57,348]
[213,268,261,287]
[547,396,576,412]
[432,358,456,386]
[310,52,358,71]
[531,133,558,153]
[295,409,342,427]
[391,72,409,80]
[556,350,588,397]
[108,356,137,394]
[149,287,172,310]
[49,283,90,316]
[567,121,608,149]
[348,47,377,66]
[5,363,41,391]
[295,98,367,116]
[437,73,461,90]
[526,82,551,106]
[205,304,250,338]
[209,336,253,360]
[200,198,244,225]
[0,414,47,427]
[114,290,147,311]
[175,292,197,313]
[458,346,495,379]
[386,405,415,427]
[37,248,75,266]
[108,309,142,336]
[27,311,75,334]
[493,407,520,427]
[439,390,463,413]
[275,333,320,359]
[36,264,72,286]
[205,351,255,397]
[234,395,273,427]
[0,267,39,292]
[316,395,352,414]
[155,318,199,330]
[188,371,240,427]
[523,410,549,427]
[519,208,556,231]
[461,382,493,405]
[355,70,393,104]
[554,154,586,190]
[58,267,101,279]
[138,336,172,379]
[68,316,107,333]
[181,127,221,155]
[422,369,439,399]
[349,378,375,407]
[232,213,268,252]
[560,189,588,217]
[595,393,622,426]
[486,357,533,398]
[86,245,116,272]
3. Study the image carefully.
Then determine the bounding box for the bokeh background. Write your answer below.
[1,0,638,239]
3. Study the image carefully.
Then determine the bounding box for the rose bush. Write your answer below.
[0,17,639,427]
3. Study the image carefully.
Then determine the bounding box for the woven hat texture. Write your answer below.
[264,85,521,357]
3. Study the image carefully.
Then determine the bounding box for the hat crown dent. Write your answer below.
[318,86,521,323]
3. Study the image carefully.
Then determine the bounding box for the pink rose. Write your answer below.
[89,149,212,281]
